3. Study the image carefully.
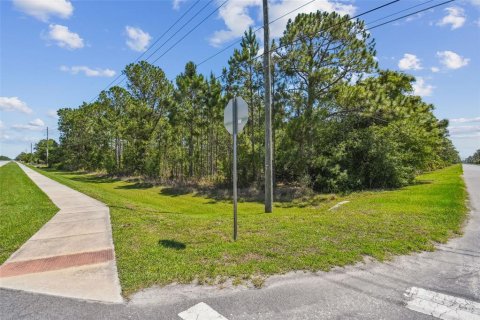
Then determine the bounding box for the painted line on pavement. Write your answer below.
[178,302,229,320]
[404,287,480,320]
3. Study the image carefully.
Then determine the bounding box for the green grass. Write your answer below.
[29,164,466,296]
[0,163,58,263]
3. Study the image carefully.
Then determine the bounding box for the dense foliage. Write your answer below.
[15,139,59,164]
[464,149,480,164]
[41,12,459,191]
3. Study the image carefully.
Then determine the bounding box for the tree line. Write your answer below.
[464,150,480,164]
[21,12,460,192]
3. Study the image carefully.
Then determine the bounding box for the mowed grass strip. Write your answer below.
[0,163,58,263]
[32,165,467,296]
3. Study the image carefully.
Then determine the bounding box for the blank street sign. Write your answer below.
[224,97,248,135]
[223,96,249,241]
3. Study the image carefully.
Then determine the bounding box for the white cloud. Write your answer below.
[412,77,434,97]
[398,53,422,70]
[209,0,259,47]
[452,132,480,139]
[448,125,480,135]
[172,0,187,10]
[437,7,466,30]
[125,26,151,52]
[449,117,480,123]
[47,110,59,119]
[405,12,425,23]
[437,51,469,69]
[0,96,33,114]
[209,0,356,47]
[269,0,355,38]
[30,118,45,127]
[470,0,480,7]
[60,65,116,77]
[12,118,46,131]
[47,24,84,49]
[13,0,73,22]
[0,132,39,143]
[430,67,440,73]
[0,121,8,142]
[0,133,11,142]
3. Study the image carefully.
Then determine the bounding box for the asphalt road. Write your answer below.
[1,165,479,320]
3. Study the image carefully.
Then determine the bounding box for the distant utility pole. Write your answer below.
[46,126,49,167]
[30,143,33,163]
[263,0,273,213]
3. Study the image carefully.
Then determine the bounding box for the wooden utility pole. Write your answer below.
[263,0,273,213]
[46,126,49,167]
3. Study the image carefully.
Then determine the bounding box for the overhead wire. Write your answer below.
[90,0,455,102]
[150,0,229,65]
[143,0,218,62]
[368,0,455,29]
[200,0,403,82]
[196,0,320,67]
[211,0,455,83]
[89,0,214,102]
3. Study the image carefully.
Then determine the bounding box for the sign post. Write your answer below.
[224,96,248,241]
[232,98,238,241]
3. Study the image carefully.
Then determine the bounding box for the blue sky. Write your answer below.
[0,0,479,159]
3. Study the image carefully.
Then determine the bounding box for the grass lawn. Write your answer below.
[30,164,467,296]
[0,163,58,264]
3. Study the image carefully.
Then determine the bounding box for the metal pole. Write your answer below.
[263,0,273,213]
[233,97,238,240]
[46,126,49,167]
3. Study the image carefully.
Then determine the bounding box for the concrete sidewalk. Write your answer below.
[0,160,10,167]
[0,163,122,303]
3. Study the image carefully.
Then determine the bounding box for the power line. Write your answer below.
[144,0,217,62]
[273,0,401,55]
[89,0,208,102]
[91,0,223,103]
[90,0,453,102]
[198,0,401,75]
[198,0,402,68]
[137,0,202,63]
[150,0,229,65]
[369,0,455,29]
[92,0,401,101]
[365,0,437,26]
[263,0,453,65]
[210,0,401,81]
[212,0,453,83]
[197,0,319,67]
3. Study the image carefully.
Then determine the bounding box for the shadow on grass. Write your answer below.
[160,187,191,197]
[116,182,154,190]
[70,175,119,184]
[413,180,433,185]
[159,239,186,250]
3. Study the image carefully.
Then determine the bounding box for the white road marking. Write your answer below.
[404,287,480,320]
[328,201,350,211]
[178,302,229,320]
